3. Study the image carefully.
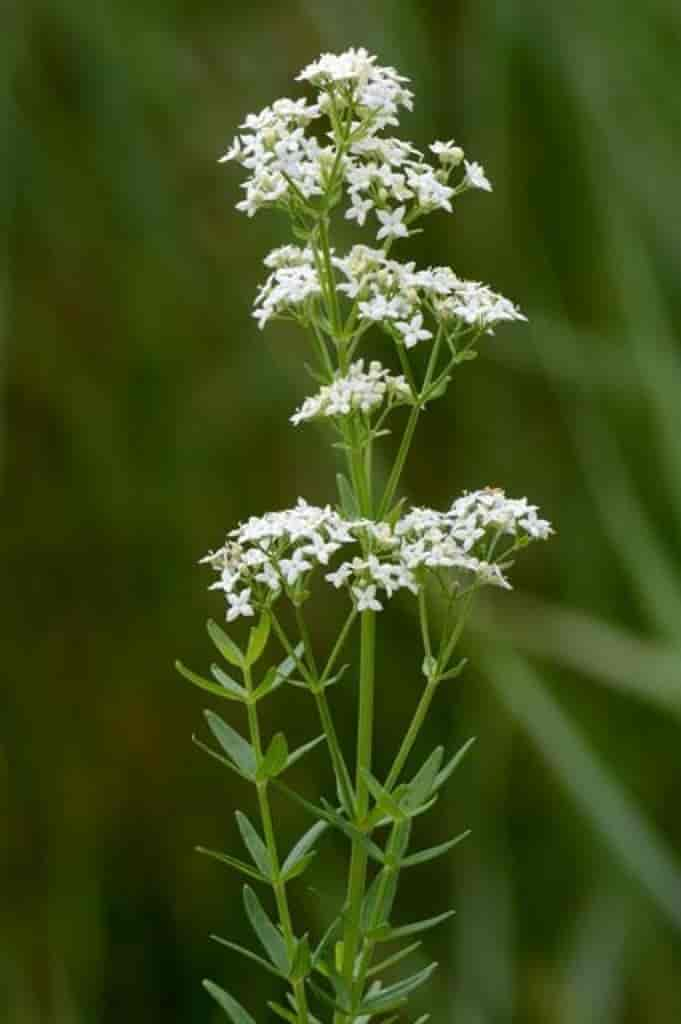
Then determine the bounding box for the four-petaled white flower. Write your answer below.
[395,313,432,349]
[352,583,383,612]
[429,140,464,166]
[346,194,374,226]
[464,159,492,192]
[376,205,409,241]
[226,588,254,621]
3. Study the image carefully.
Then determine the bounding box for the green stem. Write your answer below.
[353,821,411,999]
[270,610,356,819]
[319,607,357,685]
[384,675,439,793]
[317,217,344,352]
[295,605,319,677]
[243,667,310,1024]
[378,404,420,518]
[337,610,376,1021]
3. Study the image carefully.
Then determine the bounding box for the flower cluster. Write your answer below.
[333,246,526,339]
[290,359,411,425]
[220,47,492,241]
[296,47,414,129]
[448,488,552,541]
[203,491,552,620]
[251,241,525,340]
[253,246,320,329]
[219,97,325,218]
[202,500,358,620]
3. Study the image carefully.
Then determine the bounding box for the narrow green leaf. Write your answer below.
[402,747,444,812]
[246,613,271,666]
[196,846,267,883]
[367,941,422,979]
[336,473,359,517]
[401,831,471,868]
[385,497,407,528]
[362,768,405,821]
[202,980,256,1024]
[290,933,311,983]
[414,1015,431,1024]
[439,657,468,682]
[268,1002,297,1024]
[281,851,316,882]
[307,978,350,1015]
[192,735,250,781]
[372,909,455,943]
[434,736,476,791]
[207,619,245,667]
[252,666,283,701]
[318,798,386,862]
[282,821,327,877]
[361,869,398,931]
[406,794,439,820]
[278,642,305,680]
[235,811,272,878]
[209,664,248,700]
[259,732,288,780]
[205,711,256,779]
[272,779,335,823]
[210,935,284,978]
[360,963,438,1013]
[243,885,289,974]
[312,912,344,968]
[285,733,325,770]
[176,660,245,701]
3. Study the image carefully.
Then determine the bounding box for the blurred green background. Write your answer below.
[4,1,681,1021]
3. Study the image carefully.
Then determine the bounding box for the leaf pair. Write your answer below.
[203,709,324,783]
[207,615,270,670]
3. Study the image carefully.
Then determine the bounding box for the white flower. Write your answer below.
[253,246,321,329]
[326,563,354,588]
[226,588,254,621]
[463,159,492,192]
[376,205,408,241]
[352,583,383,612]
[280,549,313,586]
[429,140,464,166]
[407,167,454,212]
[218,138,241,163]
[395,313,432,349]
[437,280,526,332]
[345,193,374,226]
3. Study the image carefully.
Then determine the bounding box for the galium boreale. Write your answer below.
[177,47,552,1024]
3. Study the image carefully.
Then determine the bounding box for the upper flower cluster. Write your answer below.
[220,47,491,237]
[296,47,414,128]
[203,491,552,621]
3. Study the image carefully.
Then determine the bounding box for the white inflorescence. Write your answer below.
[220,47,492,239]
[203,490,552,620]
[252,241,525,338]
[253,246,321,329]
[333,246,526,338]
[290,359,411,425]
[209,49,550,624]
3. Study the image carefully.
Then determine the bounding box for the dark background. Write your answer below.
[4,2,681,1021]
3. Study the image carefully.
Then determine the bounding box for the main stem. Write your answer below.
[315,211,380,1024]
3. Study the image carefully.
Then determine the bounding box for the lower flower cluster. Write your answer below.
[202,491,552,620]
